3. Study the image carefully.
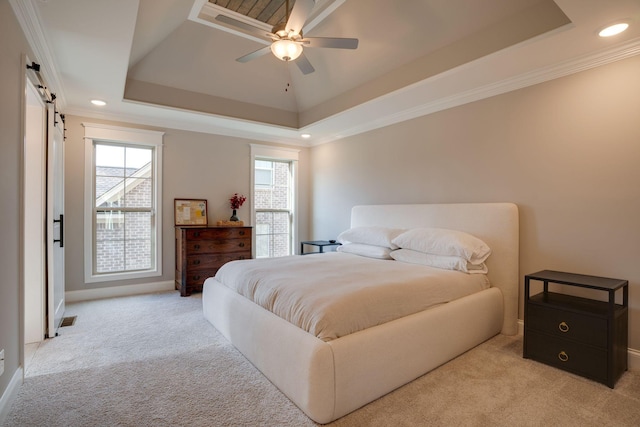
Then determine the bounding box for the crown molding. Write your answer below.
[9,0,67,108]
[62,104,310,148]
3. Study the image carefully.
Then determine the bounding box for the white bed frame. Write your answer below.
[203,203,519,423]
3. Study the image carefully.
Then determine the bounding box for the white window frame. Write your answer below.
[83,123,164,283]
[250,144,299,258]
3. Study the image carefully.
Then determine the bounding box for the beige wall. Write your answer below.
[310,54,640,350]
[63,115,310,292]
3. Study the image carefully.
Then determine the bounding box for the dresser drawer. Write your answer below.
[185,252,250,269]
[175,268,216,286]
[526,303,608,348]
[183,269,218,285]
[525,331,608,383]
[184,227,250,240]
[186,238,250,254]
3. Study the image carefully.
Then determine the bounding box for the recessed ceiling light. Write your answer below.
[91,99,106,106]
[301,133,311,139]
[598,22,629,37]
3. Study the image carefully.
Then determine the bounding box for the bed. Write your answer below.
[202,203,519,424]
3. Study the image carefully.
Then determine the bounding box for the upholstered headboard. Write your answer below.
[350,203,519,335]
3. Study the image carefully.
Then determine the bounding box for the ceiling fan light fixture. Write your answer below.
[271,39,303,61]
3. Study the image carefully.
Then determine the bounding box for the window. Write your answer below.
[83,123,163,282]
[251,144,299,258]
[255,160,274,187]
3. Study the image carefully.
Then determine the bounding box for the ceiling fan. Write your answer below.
[215,0,358,75]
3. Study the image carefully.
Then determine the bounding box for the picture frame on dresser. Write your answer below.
[174,198,208,226]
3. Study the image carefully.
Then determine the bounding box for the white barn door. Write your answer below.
[46,104,65,337]
[24,77,47,344]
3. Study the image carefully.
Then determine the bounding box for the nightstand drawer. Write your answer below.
[526,303,608,348]
[525,331,608,383]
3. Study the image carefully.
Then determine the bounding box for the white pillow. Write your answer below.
[336,243,393,259]
[390,249,488,274]
[337,226,405,249]
[391,227,491,264]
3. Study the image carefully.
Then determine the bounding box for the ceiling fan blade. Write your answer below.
[302,37,359,49]
[295,52,315,75]
[286,0,315,35]
[215,14,273,41]
[237,46,272,63]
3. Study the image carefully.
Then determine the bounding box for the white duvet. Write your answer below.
[214,252,490,341]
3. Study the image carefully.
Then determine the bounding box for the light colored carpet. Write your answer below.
[5,291,640,426]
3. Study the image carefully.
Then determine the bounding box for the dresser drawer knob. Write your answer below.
[558,321,569,333]
[239,230,245,236]
[239,242,245,247]
[558,351,569,362]
[193,260,200,265]
[194,244,200,250]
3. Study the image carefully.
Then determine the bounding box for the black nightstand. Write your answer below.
[523,270,628,388]
[300,240,341,255]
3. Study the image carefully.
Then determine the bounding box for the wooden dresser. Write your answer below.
[175,226,252,296]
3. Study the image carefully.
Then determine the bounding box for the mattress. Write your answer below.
[214,252,490,341]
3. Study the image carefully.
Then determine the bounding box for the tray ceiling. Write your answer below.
[209,0,293,26]
[18,0,640,145]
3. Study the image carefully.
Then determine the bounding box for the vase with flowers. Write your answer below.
[229,193,246,221]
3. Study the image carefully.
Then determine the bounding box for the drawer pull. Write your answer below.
[194,232,200,237]
[194,244,200,250]
[239,242,245,247]
[558,351,569,362]
[558,321,569,333]
[193,275,200,281]
[239,230,245,236]
[193,260,200,265]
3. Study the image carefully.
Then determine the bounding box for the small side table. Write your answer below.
[300,240,341,255]
[523,270,628,388]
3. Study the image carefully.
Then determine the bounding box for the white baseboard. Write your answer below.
[0,367,23,425]
[628,348,640,372]
[65,280,175,303]
[517,319,640,372]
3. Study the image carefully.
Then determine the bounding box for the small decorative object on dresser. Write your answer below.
[523,270,628,388]
[175,226,252,296]
[228,193,246,222]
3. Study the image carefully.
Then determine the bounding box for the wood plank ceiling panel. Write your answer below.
[209,0,294,26]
